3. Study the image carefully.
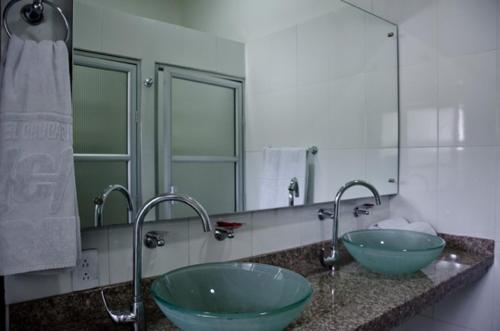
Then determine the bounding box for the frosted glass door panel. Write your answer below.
[73,65,128,154]
[171,162,236,218]
[75,161,128,228]
[172,78,235,156]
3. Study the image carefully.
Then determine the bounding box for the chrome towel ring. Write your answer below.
[2,0,70,43]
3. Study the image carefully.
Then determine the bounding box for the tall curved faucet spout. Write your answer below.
[320,180,381,269]
[94,184,135,227]
[102,193,212,331]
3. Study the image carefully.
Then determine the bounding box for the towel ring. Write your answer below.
[2,0,70,43]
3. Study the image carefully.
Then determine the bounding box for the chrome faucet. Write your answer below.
[101,193,212,331]
[319,180,381,270]
[288,177,299,206]
[94,184,135,227]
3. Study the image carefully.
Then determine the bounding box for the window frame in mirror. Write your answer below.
[155,65,245,220]
[73,50,141,228]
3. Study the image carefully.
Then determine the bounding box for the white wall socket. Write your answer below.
[71,249,99,291]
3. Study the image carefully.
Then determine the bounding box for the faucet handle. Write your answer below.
[144,231,167,249]
[317,208,334,221]
[353,203,375,217]
[101,290,135,323]
[214,221,243,241]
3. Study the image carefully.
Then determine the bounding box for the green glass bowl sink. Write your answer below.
[151,262,312,331]
[342,229,446,275]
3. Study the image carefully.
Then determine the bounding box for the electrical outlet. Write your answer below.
[72,249,99,291]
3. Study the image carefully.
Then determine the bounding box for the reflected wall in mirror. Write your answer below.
[73,0,399,228]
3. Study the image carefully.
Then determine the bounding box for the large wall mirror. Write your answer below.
[72,0,399,228]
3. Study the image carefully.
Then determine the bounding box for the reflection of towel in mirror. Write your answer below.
[0,35,80,275]
[369,217,437,236]
[259,148,308,209]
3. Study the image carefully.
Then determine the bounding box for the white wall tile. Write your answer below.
[438,51,497,147]
[386,0,500,330]
[296,205,332,245]
[296,82,331,147]
[365,69,399,148]
[400,63,438,147]
[365,148,399,195]
[390,148,438,223]
[251,208,303,255]
[437,147,496,239]
[142,221,189,278]
[246,26,297,93]
[244,151,264,211]
[107,226,133,284]
[329,74,366,149]
[245,88,297,151]
[330,5,366,79]
[438,0,497,58]
[297,12,333,85]
[314,149,367,203]
[364,13,398,73]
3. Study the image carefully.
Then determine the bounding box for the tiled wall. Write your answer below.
[4,197,390,304]
[244,5,399,210]
[348,0,500,330]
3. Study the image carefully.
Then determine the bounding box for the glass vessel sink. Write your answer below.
[342,229,446,275]
[151,262,312,331]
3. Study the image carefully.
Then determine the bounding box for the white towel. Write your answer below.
[0,35,80,275]
[369,217,437,236]
[258,147,308,209]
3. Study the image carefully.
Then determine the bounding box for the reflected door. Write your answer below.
[73,53,139,228]
[158,67,243,219]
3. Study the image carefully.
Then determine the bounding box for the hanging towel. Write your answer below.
[258,147,308,209]
[0,35,80,275]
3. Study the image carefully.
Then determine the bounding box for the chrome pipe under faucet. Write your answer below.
[319,180,381,270]
[101,193,212,331]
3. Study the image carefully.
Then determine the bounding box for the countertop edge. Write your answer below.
[356,255,494,331]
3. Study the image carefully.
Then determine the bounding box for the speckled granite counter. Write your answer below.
[9,234,494,331]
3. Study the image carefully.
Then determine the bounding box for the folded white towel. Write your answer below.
[369,217,437,236]
[0,35,80,275]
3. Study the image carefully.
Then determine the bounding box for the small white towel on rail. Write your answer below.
[0,35,80,275]
[258,147,308,209]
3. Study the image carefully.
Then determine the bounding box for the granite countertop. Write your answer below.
[9,234,494,331]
